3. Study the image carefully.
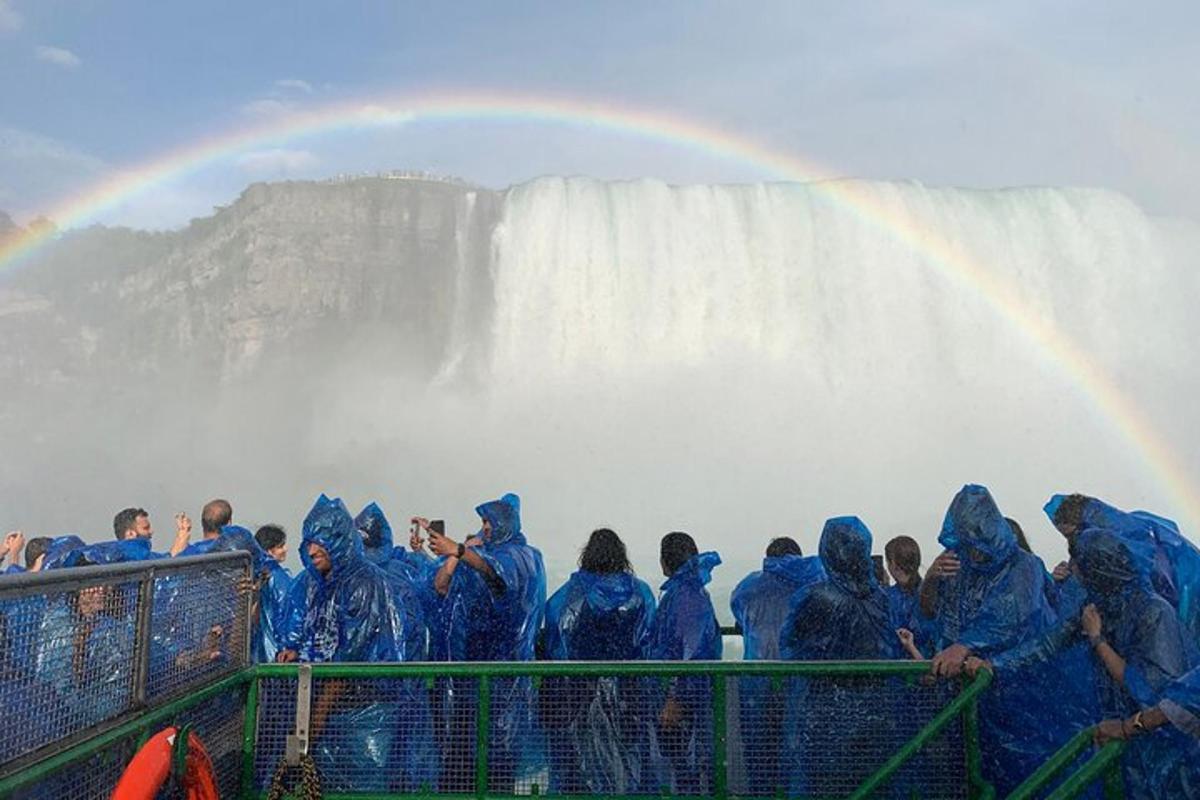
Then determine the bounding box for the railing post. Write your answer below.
[476,675,491,800]
[713,673,728,799]
[965,679,985,798]
[1102,759,1125,800]
[239,672,260,798]
[131,565,156,708]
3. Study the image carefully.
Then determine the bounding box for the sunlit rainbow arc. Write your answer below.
[1,90,1195,528]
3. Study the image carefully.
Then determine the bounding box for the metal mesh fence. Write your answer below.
[0,552,250,778]
[252,666,978,798]
[169,683,248,799]
[146,556,252,702]
[8,735,137,800]
[0,577,140,768]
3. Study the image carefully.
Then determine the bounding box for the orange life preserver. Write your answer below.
[111,726,219,800]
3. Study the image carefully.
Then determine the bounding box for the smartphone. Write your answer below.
[430,520,445,536]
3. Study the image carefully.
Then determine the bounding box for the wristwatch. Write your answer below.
[1131,711,1146,735]
[456,542,466,559]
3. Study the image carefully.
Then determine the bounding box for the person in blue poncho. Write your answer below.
[975,529,1200,798]
[1047,493,1200,643]
[255,525,290,565]
[210,526,291,663]
[644,532,721,796]
[355,502,428,660]
[729,536,823,796]
[778,517,903,796]
[276,495,433,792]
[541,528,656,794]
[175,499,234,558]
[413,494,546,793]
[929,485,1087,795]
[113,506,191,558]
[0,534,51,576]
[883,535,939,658]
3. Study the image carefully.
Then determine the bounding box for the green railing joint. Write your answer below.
[848,669,993,800]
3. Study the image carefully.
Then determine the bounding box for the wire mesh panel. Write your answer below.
[253,675,450,794]
[725,673,968,799]
[146,556,251,702]
[0,576,140,768]
[8,734,138,800]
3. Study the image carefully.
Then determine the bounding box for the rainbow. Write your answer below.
[1,89,1196,528]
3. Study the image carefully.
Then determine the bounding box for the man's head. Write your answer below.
[1051,494,1092,540]
[113,508,150,541]
[306,542,332,576]
[884,535,921,586]
[660,531,698,578]
[255,525,287,562]
[25,537,51,572]
[201,499,233,539]
[765,537,802,558]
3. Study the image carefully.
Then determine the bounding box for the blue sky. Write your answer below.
[2,0,1199,228]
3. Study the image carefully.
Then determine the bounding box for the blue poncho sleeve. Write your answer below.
[1162,665,1200,737]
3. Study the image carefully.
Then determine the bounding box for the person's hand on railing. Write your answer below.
[276,648,299,663]
[1093,719,1128,745]
[962,657,992,678]
[930,643,971,678]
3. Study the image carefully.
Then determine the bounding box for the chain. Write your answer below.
[266,754,322,800]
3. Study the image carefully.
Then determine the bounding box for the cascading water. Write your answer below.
[1,175,1196,605]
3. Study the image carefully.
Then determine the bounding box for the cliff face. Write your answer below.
[0,178,500,394]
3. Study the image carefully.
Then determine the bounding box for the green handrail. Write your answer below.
[1005,726,1125,800]
[848,670,993,799]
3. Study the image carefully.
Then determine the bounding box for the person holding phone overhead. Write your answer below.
[411,493,547,793]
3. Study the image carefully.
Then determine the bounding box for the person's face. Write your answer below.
[887,558,908,585]
[268,544,287,562]
[966,546,988,565]
[307,543,331,575]
[661,556,670,578]
[480,517,493,542]
[77,586,107,617]
[132,514,152,539]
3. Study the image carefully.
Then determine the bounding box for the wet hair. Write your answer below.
[255,525,286,552]
[766,537,802,558]
[113,508,147,540]
[1005,518,1032,553]
[872,556,890,587]
[1052,494,1092,532]
[660,531,698,576]
[579,528,633,574]
[201,499,233,535]
[25,537,51,569]
[884,536,922,579]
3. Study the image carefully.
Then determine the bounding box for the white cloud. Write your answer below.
[239,98,296,118]
[0,126,108,219]
[35,45,82,69]
[236,148,319,175]
[0,0,20,32]
[275,78,313,94]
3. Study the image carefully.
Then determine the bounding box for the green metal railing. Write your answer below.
[1005,727,1126,800]
[0,660,995,799]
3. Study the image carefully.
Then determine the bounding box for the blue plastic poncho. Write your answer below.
[1076,529,1200,797]
[1046,494,1200,643]
[1162,664,1200,738]
[426,497,546,793]
[177,537,220,558]
[291,495,402,662]
[355,503,428,660]
[41,536,154,570]
[292,496,434,792]
[210,526,291,663]
[728,552,824,796]
[643,551,721,796]
[936,485,1066,795]
[777,518,904,798]
[781,518,897,661]
[731,554,825,661]
[542,570,656,794]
